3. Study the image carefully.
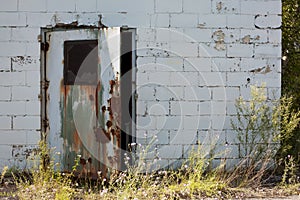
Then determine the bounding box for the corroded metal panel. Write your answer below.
[46,28,121,178]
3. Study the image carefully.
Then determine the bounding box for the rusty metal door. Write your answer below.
[45,28,126,178]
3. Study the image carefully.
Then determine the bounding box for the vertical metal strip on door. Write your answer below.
[97,28,121,176]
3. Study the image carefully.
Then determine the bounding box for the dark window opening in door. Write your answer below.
[64,40,98,85]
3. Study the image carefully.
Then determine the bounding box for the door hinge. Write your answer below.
[42,118,49,130]
[41,80,50,89]
[38,94,42,101]
[41,42,49,52]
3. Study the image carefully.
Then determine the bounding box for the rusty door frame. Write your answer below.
[40,27,137,171]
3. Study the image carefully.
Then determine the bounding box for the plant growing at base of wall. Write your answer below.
[230,84,300,187]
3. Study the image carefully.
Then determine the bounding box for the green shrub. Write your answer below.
[230,84,300,187]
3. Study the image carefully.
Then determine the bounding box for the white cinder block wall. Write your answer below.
[0,0,281,170]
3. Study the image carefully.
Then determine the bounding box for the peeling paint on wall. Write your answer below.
[212,30,226,51]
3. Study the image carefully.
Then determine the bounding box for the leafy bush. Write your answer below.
[230,84,300,187]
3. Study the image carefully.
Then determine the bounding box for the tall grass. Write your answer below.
[9,84,300,199]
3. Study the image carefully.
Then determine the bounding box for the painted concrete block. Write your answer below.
[155,86,184,101]
[137,28,156,42]
[212,87,240,101]
[254,44,281,58]
[155,0,182,13]
[169,71,199,86]
[199,101,214,116]
[199,43,227,58]
[136,85,156,101]
[227,72,251,87]
[0,117,11,130]
[12,56,39,71]
[0,145,12,159]
[199,72,226,87]
[137,72,149,85]
[26,130,41,144]
[137,101,147,116]
[156,116,183,130]
[227,15,254,29]
[211,115,227,130]
[0,28,11,41]
[13,116,40,130]
[184,116,211,130]
[184,28,212,43]
[11,28,40,42]
[0,131,27,144]
[0,13,26,27]
[226,101,237,115]
[211,101,227,115]
[158,145,182,159]
[26,13,55,27]
[183,0,211,14]
[102,13,151,28]
[240,29,268,44]
[212,0,241,14]
[47,0,76,12]
[199,15,227,28]
[150,14,170,28]
[25,101,41,116]
[268,58,281,73]
[0,0,18,11]
[75,0,97,12]
[26,42,40,57]
[170,101,199,116]
[212,58,241,72]
[19,0,47,12]
[147,130,170,145]
[268,30,282,44]
[0,42,27,57]
[0,102,26,116]
[148,71,171,85]
[147,101,169,116]
[0,87,11,101]
[98,0,154,13]
[156,28,184,42]
[136,115,156,130]
[12,86,39,101]
[227,44,254,58]
[156,57,184,71]
[184,86,211,101]
[0,72,26,86]
[184,57,211,72]
[0,57,11,71]
[25,71,40,86]
[170,130,197,144]
[241,0,282,15]
[169,42,199,57]
[170,14,198,28]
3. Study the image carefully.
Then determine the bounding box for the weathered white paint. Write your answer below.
[0,0,281,170]
[46,29,99,167]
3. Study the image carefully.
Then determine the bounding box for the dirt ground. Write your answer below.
[0,177,17,200]
[0,177,299,200]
